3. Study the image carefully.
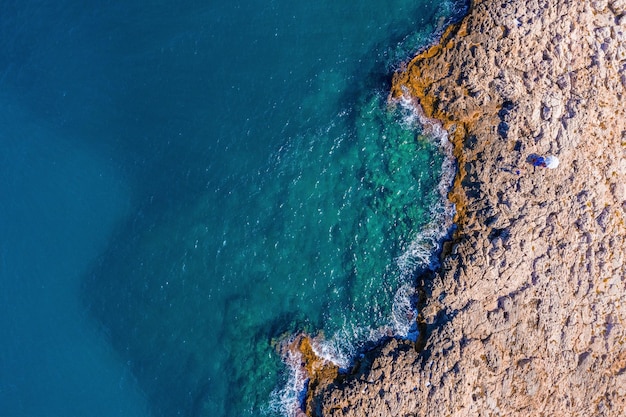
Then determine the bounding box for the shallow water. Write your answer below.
[0,1,464,416]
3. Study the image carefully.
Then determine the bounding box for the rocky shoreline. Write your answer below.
[304,0,626,415]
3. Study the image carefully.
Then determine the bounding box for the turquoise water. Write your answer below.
[0,1,464,416]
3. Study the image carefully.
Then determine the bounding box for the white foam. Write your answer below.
[271,91,458,417]
[391,283,418,340]
[387,92,457,338]
[310,329,356,370]
[395,91,456,273]
[309,324,392,370]
[265,343,308,417]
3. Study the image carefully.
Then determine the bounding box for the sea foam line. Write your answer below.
[395,91,456,275]
[271,92,457,417]
[265,340,308,417]
[389,92,457,340]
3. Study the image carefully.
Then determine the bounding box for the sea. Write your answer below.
[0,1,465,416]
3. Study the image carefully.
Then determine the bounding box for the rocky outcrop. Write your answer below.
[307,0,626,415]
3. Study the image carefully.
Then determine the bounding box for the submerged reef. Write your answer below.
[306,0,626,415]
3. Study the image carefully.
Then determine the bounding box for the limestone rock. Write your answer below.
[308,0,626,415]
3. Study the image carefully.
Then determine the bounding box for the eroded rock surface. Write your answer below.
[308,0,626,415]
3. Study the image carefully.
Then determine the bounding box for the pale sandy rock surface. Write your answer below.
[307,0,626,415]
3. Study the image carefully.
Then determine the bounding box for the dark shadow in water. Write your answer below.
[81,1,471,417]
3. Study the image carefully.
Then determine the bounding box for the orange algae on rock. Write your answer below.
[296,336,339,385]
[390,12,497,227]
[278,334,339,417]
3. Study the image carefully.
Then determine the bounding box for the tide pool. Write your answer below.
[0,1,465,416]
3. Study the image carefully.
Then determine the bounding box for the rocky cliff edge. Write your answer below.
[306,0,626,415]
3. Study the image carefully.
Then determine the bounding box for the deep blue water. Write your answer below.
[0,1,463,416]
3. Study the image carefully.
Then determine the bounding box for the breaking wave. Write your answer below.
[267,4,468,413]
[265,345,308,417]
[395,93,456,274]
[270,94,457,417]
